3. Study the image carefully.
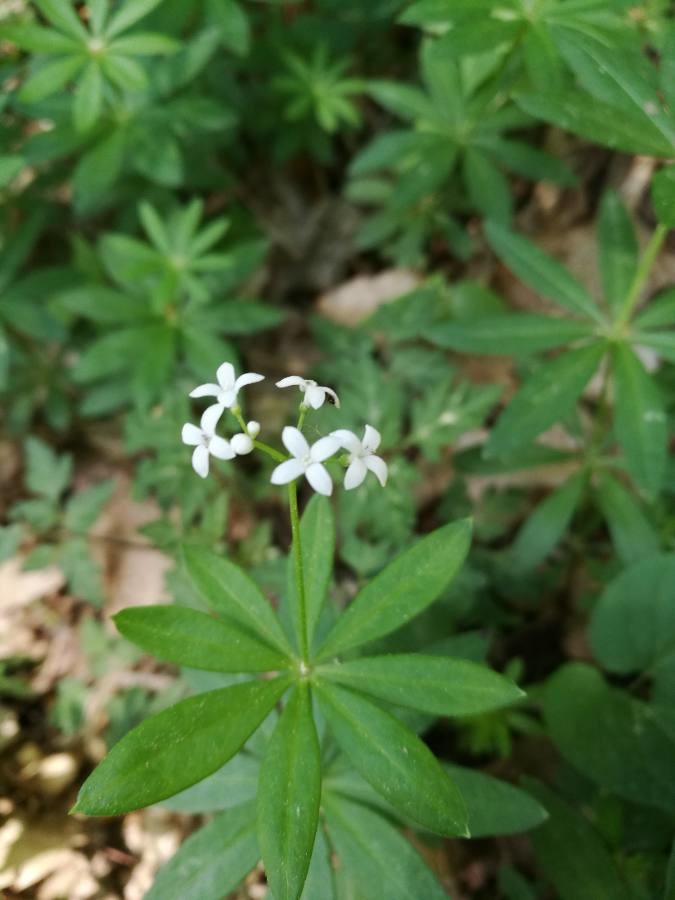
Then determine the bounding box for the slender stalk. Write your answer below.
[253,439,286,462]
[288,480,309,663]
[614,223,668,332]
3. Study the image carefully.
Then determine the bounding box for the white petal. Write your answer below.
[344,458,367,490]
[306,385,325,409]
[363,424,381,452]
[330,429,362,454]
[216,361,236,390]
[218,388,237,408]
[310,435,340,463]
[306,463,333,496]
[270,458,305,485]
[181,423,202,446]
[276,375,306,388]
[189,382,220,398]
[247,420,261,438]
[366,454,388,487]
[192,445,209,478]
[200,404,223,435]
[323,386,341,408]
[235,372,264,390]
[209,436,236,460]
[231,433,253,455]
[282,426,309,460]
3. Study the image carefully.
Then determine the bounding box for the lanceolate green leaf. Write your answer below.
[73,62,103,132]
[288,494,335,649]
[427,313,592,355]
[595,473,660,565]
[316,519,472,661]
[486,342,606,458]
[631,331,675,364]
[597,191,638,314]
[445,765,547,837]
[319,654,523,717]
[183,544,293,657]
[20,56,86,104]
[611,342,667,496]
[485,221,603,322]
[73,676,289,815]
[323,794,448,900]
[145,802,259,900]
[316,681,468,837]
[258,686,321,900]
[114,605,292,673]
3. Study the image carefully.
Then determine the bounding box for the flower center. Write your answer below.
[217,389,236,407]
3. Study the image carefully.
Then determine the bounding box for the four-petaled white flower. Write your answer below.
[276,375,340,409]
[270,427,340,496]
[331,425,388,489]
[181,407,236,479]
[190,361,264,419]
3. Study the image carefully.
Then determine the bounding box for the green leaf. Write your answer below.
[182,544,293,657]
[486,342,606,458]
[634,288,675,330]
[72,676,289,815]
[115,605,292,673]
[258,685,321,900]
[484,222,602,322]
[525,779,631,900]
[595,473,660,565]
[162,753,259,813]
[597,191,638,314]
[611,342,667,496]
[206,0,250,56]
[20,56,85,103]
[316,681,468,837]
[427,313,592,355]
[510,471,585,570]
[300,824,335,900]
[146,802,259,900]
[24,437,72,502]
[652,165,675,229]
[73,62,103,132]
[73,128,127,212]
[100,53,147,91]
[632,331,675,364]
[318,654,523,717]
[0,23,79,53]
[445,765,547,837]
[105,0,164,39]
[590,554,675,676]
[316,519,472,660]
[323,794,448,900]
[35,0,88,39]
[543,663,675,812]
[464,149,511,225]
[108,32,179,55]
[288,495,334,650]
[367,81,435,121]
[64,480,114,531]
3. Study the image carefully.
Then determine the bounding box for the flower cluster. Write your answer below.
[182,362,388,494]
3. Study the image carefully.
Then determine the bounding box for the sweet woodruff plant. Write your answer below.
[72,363,524,900]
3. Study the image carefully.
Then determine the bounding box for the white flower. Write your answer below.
[181,407,236,478]
[190,362,264,417]
[270,427,340,496]
[331,425,388,489]
[276,375,340,409]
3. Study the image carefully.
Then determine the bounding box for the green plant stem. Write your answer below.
[614,222,668,331]
[288,480,309,663]
[253,440,286,462]
[297,406,307,431]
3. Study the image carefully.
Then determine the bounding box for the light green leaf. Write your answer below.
[485,222,602,322]
[73,62,103,132]
[323,794,448,900]
[73,676,289,815]
[633,288,675,330]
[652,165,675,229]
[525,779,630,900]
[64,480,114,531]
[108,32,178,55]
[367,81,436,121]
[464,149,511,225]
[316,681,468,837]
[611,342,667,495]
[428,313,592,355]
[20,55,85,103]
[162,752,259,813]
[316,519,472,660]
[206,0,250,56]
[486,342,606,458]
[319,654,523,717]
[258,686,321,900]
[182,544,293,657]
[105,0,164,39]
[24,437,72,502]
[73,128,127,212]
[510,471,585,570]
[35,0,88,39]
[288,495,335,650]
[139,201,170,253]
[114,605,292,673]
[595,473,660,565]
[632,331,675,364]
[100,53,148,91]
[445,765,547,837]
[0,23,79,53]
[590,554,675,676]
[597,191,638,314]
[146,802,259,900]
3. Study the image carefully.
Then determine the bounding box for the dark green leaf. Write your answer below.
[445,765,547,837]
[652,166,675,228]
[162,753,259,813]
[510,471,585,570]
[595,473,660,565]
[427,313,592,355]
[597,191,638,313]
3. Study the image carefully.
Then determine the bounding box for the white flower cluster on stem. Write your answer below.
[182,362,388,493]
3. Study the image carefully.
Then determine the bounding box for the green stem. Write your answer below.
[253,440,286,462]
[288,481,309,662]
[297,406,307,431]
[614,223,668,332]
